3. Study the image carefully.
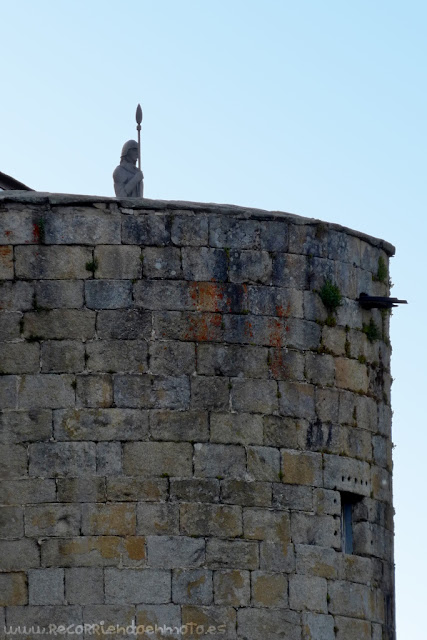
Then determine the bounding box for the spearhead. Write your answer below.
[136,103,143,127]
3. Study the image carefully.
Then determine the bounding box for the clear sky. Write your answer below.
[2,0,425,634]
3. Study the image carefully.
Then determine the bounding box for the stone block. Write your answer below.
[251,571,288,608]
[272,484,313,511]
[96,442,122,475]
[323,454,371,496]
[335,357,369,393]
[171,213,209,245]
[82,604,135,635]
[114,375,190,410]
[0,409,51,444]
[291,513,340,549]
[286,318,322,350]
[122,212,170,245]
[243,508,290,544]
[263,415,300,448]
[15,245,92,279]
[146,536,205,569]
[18,374,75,409]
[193,281,246,314]
[247,285,303,318]
[35,280,84,308]
[237,607,300,640]
[150,410,208,442]
[231,379,278,414]
[180,503,242,538]
[45,206,121,244]
[143,246,182,279]
[76,374,113,408]
[105,568,171,604]
[314,488,341,516]
[228,249,272,284]
[57,477,106,503]
[54,408,148,441]
[182,247,228,281]
[180,605,236,638]
[302,612,335,640]
[0,245,13,279]
[340,554,377,585]
[41,340,85,373]
[328,580,377,620]
[197,343,269,378]
[371,465,392,502]
[95,245,141,279]
[0,206,41,244]
[5,604,83,635]
[0,444,27,479]
[289,574,327,613]
[123,442,193,477]
[28,568,64,605]
[107,477,168,503]
[0,479,56,505]
[137,503,179,535]
[322,325,347,355]
[272,252,309,288]
[213,570,250,606]
[316,387,340,422]
[65,567,104,604]
[86,340,148,373]
[247,446,280,481]
[0,376,19,409]
[278,381,315,419]
[135,603,181,639]
[0,573,27,606]
[209,215,287,250]
[172,569,213,605]
[303,290,328,323]
[170,479,219,504]
[25,504,81,537]
[23,309,96,340]
[29,442,96,477]
[134,279,194,311]
[0,539,40,571]
[210,413,263,445]
[0,281,34,310]
[206,539,259,570]
[0,506,24,538]
[295,544,340,579]
[82,504,136,536]
[289,223,329,257]
[221,479,271,507]
[281,450,323,487]
[259,542,296,572]
[0,312,21,340]
[372,435,391,469]
[297,420,342,455]
[97,309,152,339]
[41,536,146,568]
[85,280,132,309]
[149,341,195,375]
[305,353,335,385]
[334,616,371,640]
[193,443,246,479]
[190,376,230,411]
[154,310,223,343]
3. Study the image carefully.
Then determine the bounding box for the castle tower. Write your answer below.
[0,192,395,640]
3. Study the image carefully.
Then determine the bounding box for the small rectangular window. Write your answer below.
[341,492,361,554]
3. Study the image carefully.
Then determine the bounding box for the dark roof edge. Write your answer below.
[0,172,33,191]
[0,191,396,256]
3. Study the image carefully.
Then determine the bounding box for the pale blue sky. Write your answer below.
[2,1,425,635]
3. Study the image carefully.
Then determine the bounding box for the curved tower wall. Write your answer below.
[0,193,395,640]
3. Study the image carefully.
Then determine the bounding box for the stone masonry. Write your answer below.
[0,192,395,639]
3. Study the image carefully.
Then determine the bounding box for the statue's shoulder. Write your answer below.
[113,165,126,181]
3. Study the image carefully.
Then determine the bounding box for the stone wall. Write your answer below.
[0,192,395,640]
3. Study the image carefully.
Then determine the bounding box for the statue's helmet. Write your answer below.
[121,140,138,159]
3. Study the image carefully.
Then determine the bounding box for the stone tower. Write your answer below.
[0,192,395,640]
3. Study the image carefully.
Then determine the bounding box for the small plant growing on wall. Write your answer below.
[318,278,342,325]
[373,255,388,284]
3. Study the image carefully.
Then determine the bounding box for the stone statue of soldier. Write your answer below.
[113,140,144,197]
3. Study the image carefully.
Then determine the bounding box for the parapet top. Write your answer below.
[0,190,395,256]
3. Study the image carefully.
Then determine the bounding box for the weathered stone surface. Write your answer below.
[41,536,146,568]
[335,357,369,393]
[41,340,85,373]
[247,446,280,481]
[76,374,113,408]
[171,213,209,246]
[243,509,290,544]
[0,281,34,310]
[122,212,170,245]
[0,245,13,279]
[29,442,96,477]
[182,247,228,281]
[114,375,190,410]
[259,542,296,572]
[57,477,106,503]
[0,572,27,606]
[0,506,24,538]
[97,309,152,339]
[291,513,340,549]
[34,280,84,309]
[231,379,278,414]
[134,279,194,311]
[149,341,195,375]
[295,545,340,579]
[214,569,250,606]
[302,612,335,640]
[237,607,301,640]
[143,246,182,279]
[23,309,96,340]
[123,442,193,477]
[15,245,92,279]
[221,479,272,507]
[85,280,132,309]
[170,479,220,504]
[191,376,230,411]
[18,374,75,409]
[180,503,242,538]
[95,245,142,279]
[229,250,272,284]
[172,569,213,605]
[146,536,205,569]
[323,454,371,496]
[154,310,223,342]
[65,567,104,604]
[0,409,51,443]
[193,443,246,479]
[252,571,288,608]
[86,340,148,373]
[105,568,171,604]
[45,207,121,244]
[28,568,64,605]
[281,450,323,487]
[210,413,263,445]
[0,479,56,505]
[0,312,21,340]
[0,539,40,571]
[107,477,168,503]
[150,410,208,442]
[25,504,81,537]
[278,381,315,419]
[54,408,148,441]
[0,444,27,479]
[81,504,135,536]
[206,539,259,570]
[197,343,269,378]
[137,503,179,535]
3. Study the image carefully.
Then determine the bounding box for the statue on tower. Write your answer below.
[113,104,144,198]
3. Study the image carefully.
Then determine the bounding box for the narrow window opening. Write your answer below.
[340,492,361,554]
